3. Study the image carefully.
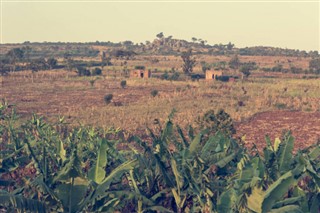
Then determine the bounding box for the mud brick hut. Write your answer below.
[206,70,223,80]
[130,69,151,79]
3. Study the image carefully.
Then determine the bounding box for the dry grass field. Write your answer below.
[1,60,319,151]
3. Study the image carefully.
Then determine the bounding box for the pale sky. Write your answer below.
[1,0,319,51]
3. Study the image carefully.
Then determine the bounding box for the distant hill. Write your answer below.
[0,35,319,58]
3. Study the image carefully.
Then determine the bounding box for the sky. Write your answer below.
[1,0,319,51]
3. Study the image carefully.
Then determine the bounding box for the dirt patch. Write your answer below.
[235,111,320,152]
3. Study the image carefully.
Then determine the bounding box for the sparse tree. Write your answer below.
[120,80,127,89]
[227,42,234,50]
[0,58,10,76]
[191,37,197,43]
[228,55,241,70]
[156,32,164,39]
[309,58,320,74]
[181,49,196,75]
[239,63,256,79]
[6,48,25,72]
[29,58,47,83]
[46,58,57,70]
[22,46,32,67]
[100,51,107,70]
[63,53,74,78]
[200,61,211,73]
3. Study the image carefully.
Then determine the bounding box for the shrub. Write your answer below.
[170,72,180,81]
[190,73,204,81]
[89,79,96,87]
[135,65,145,70]
[161,71,169,80]
[272,64,283,72]
[77,66,91,76]
[104,94,113,104]
[181,49,196,74]
[92,67,102,76]
[274,103,287,109]
[151,90,158,97]
[216,75,229,82]
[120,80,127,89]
[197,109,236,137]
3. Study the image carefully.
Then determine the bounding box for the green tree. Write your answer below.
[6,48,25,72]
[226,42,234,50]
[228,55,240,70]
[46,58,57,70]
[181,49,196,75]
[63,53,74,78]
[200,61,211,73]
[239,62,256,79]
[22,46,32,67]
[309,58,320,74]
[156,32,164,39]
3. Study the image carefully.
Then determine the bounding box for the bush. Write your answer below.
[274,103,287,109]
[89,79,96,87]
[170,72,180,81]
[150,90,158,97]
[216,75,229,82]
[120,80,127,89]
[161,71,169,80]
[190,73,204,81]
[92,67,102,76]
[134,65,145,70]
[197,109,236,137]
[104,94,113,104]
[77,66,91,76]
[272,64,283,72]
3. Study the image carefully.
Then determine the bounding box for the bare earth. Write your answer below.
[235,111,320,152]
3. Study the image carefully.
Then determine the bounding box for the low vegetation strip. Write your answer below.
[0,101,319,212]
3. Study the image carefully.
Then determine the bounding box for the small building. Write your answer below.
[206,70,223,80]
[130,69,151,79]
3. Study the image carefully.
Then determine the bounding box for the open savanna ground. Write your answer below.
[1,69,319,151]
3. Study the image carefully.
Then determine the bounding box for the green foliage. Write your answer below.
[197,109,236,137]
[239,62,257,78]
[161,71,169,80]
[64,52,75,72]
[29,58,48,72]
[91,67,102,76]
[111,50,136,59]
[181,49,196,74]
[161,71,180,81]
[134,65,145,70]
[47,57,58,69]
[200,61,211,73]
[120,80,127,89]
[229,54,240,69]
[309,58,320,74]
[212,61,227,70]
[0,191,46,213]
[77,66,91,76]
[216,75,230,82]
[104,94,113,104]
[151,89,158,97]
[0,101,319,212]
[89,79,96,87]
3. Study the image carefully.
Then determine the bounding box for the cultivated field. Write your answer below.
[1,63,319,151]
[1,44,320,212]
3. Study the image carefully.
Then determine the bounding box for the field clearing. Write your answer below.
[1,69,319,151]
[235,111,320,152]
